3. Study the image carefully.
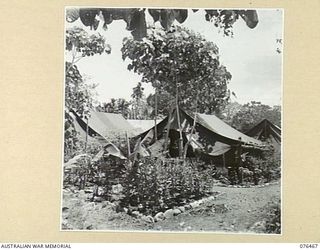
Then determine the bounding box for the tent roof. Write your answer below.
[245,119,281,144]
[68,110,126,159]
[196,113,263,146]
[127,119,162,134]
[133,107,264,157]
[88,111,137,139]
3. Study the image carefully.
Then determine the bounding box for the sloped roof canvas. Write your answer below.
[68,110,126,159]
[133,107,263,157]
[245,119,281,144]
[196,113,263,146]
[127,119,162,133]
[88,111,137,139]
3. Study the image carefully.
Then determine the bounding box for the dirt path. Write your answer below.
[154,183,280,233]
[62,182,280,233]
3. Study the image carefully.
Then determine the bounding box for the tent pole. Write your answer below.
[85,117,89,152]
[154,89,158,142]
[183,111,197,160]
[163,104,173,155]
[126,132,131,156]
[265,120,267,138]
[183,91,199,160]
[176,91,183,158]
[223,153,226,169]
[172,48,183,158]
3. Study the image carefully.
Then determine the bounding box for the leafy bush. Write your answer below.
[120,157,215,215]
[246,147,281,183]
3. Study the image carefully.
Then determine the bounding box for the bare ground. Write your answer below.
[61,182,280,233]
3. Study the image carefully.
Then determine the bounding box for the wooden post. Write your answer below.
[176,95,183,158]
[264,120,267,138]
[222,153,226,169]
[126,132,131,156]
[183,111,197,160]
[163,104,173,155]
[154,89,158,142]
[85,117,89,152]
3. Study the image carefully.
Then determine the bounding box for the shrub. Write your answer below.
[246,147,281,183]
[120,157,215,215]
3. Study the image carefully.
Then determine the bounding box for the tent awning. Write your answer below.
[196,113,263,146]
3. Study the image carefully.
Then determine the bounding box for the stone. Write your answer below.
[112,184,123,194]
[163,209,175,219]
[173,209,182,216]
[207,196,215,202]
[78,190,86,196]
[190,201,200,209]
[93,196,103,202]
[101,200,111,208]
[110,193,123,202]
[154,212,165,222]
[142,215,154,223]
[84,189,93,193]
[184,204,192,210]
[178,206,185,213]
[131,211,142,218]
[97,187,104,196]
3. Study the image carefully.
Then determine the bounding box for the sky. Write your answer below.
[66,9,283,107]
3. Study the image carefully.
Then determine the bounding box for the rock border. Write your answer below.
[124,195,218,223]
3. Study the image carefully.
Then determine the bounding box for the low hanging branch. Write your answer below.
[66,8,259,40]
[65,26,111,72]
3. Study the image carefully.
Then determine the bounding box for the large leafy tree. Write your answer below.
[66,8,259,40]
[121,25,232,115]
[130,82,151,119]
[97,98,131,118]
[230,101,281,132]
[65,26,111,72]
[65,26,111,115]
[147,90,174,118]
[220,101,243,124]
[64,27,111,157]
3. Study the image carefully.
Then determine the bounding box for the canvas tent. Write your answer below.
[245,119,281,149]
[87,111,138,139]
[127,119,162,134]
[67,110,127,159]
[132,107,264,161]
